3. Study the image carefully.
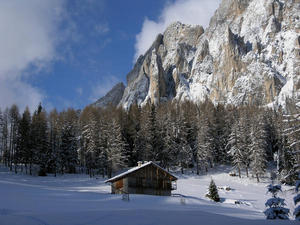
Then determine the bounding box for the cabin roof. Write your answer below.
[105,161,177,183]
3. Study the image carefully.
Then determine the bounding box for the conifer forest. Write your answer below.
[0,99,299,183]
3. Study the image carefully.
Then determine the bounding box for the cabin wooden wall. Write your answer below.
[111,164,176,196]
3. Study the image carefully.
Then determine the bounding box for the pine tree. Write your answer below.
[161,112,175,169]
[282,100,300,184]
[177,113,192,174]
[2,109,9,167]
[17,107,31,174]
[238,110,252,177]
[143,104,163,161]
[31,104,49,176]
[294,176,300,220]
[49,109,60,176]
[58,109,79,174]
[197,115,213,173]
[227,121,244,178]
[250,115,267,182]
[206,179,220,202]
[0,109,4,163]
[105,120,126,178]
[264,184,289,220]
[81,114,98,176]
[9,105,20,173]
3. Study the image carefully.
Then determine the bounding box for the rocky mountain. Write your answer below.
[92,82,125,108]
[104,0,300,110]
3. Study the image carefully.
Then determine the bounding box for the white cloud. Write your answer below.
[89,76,120,102]
[0,78,44,111]
[134,0,221,61]
[0,0,64,111]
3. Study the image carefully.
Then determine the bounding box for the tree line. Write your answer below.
[0,99,299,182]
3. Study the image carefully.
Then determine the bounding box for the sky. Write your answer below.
[0,0,221,112]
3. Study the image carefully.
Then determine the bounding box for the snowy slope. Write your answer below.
[92,82,125,108]
[0,165,297,225]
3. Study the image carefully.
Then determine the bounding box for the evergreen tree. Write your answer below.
[9,105,20,173]
[197,114,213,173]
[144,104,163,161]
[0,109,4,162]
[177,113,192,174]
[105,120,126,178]
[250,116,267,182]
[49,109,60,176]
[1,109,9,167]
[227,121,244,178]
[294,176,300,220]
[17,107,31,174]
[81,113,98,176]
[206,179,220,202]
[282,101,300,184]
[31,104,49,176]
[59,109,79,174]
[264,184,289,220]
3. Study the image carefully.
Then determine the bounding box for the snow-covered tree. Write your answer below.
[31,104,49,176]
[281,99,300,184]
[81,115,98,176]
[16,107,31,174]
[206,179,220,202]
[227,121,244,178]
[105,119,126,178]
[9,104,20,172]
[294,177,300,220]
[59,124,78,174]
[197,115,213,173]
[1,109,9,167]
[143,104,163,161]
[0,109,4,163]
[250,116,267,182]
[264,184,289,220]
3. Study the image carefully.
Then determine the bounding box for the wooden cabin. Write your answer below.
[105,161,177,196]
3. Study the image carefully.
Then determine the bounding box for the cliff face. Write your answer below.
[118,0,300,110]
[92,82,125,108]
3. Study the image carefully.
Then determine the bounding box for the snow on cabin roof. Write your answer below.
[105,161,177,183]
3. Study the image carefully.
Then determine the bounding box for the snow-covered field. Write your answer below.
[0,165,297,225]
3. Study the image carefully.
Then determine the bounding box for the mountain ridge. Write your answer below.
[94,0,300,110]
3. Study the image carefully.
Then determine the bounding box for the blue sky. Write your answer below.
[0,0,220,112]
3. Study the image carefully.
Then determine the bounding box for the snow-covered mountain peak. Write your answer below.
[106,0,300,110]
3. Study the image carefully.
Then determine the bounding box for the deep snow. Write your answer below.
[0,165,297,225]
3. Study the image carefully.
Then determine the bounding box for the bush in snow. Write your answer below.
[264,184,289,220]
[206,179,220,202]
[293,178,300,220]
